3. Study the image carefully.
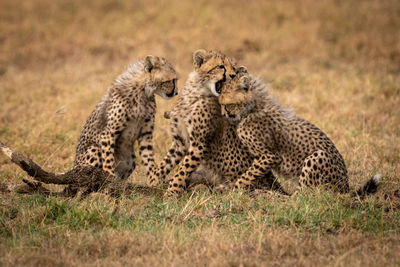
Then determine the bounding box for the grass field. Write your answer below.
[1,0,400,265]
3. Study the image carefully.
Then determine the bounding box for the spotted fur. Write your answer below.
[218,67,379,195]
[201,119,287,194]
[148,51,287,195]
[75,56,178,180]
[147,50,238,193]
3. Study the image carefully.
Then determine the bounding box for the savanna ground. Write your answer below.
[0,0,399,266]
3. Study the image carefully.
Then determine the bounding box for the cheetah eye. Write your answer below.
[218,65,225,69]
[243,87,248,92]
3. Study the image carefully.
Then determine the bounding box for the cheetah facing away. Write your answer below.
[147,50,238,192]
[74,56,178,180]
[217,67,380,195]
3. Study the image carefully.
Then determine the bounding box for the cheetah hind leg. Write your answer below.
[65,145,104,195]
[298,150,380,197]
[77,145,103,170]
[299,150,349,192]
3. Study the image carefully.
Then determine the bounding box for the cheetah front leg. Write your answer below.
[167,138,206,194]
[137,115,157,182]
[235,124,283,191]
[147,134,187,187]
[234,153,281,190]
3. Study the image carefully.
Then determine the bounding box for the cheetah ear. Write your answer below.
[240,75,250,91]
[144,55,157,72]
[193,49,208,68]
[236,66,248,76]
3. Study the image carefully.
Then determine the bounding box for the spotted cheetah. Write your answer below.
[217,67,380,195]
[163,108,287,194]
[147,50,237,192]
[198,118,287,194]
[148,50,287,195]
[74,56,178,180]
[0,56,178,195]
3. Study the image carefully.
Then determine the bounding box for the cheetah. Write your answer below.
[163,109,287,194]
[217,66,380,195]
[74,55,178,180]
[0,56,178,191]
[147,50,237,192]
[148,50,287,195]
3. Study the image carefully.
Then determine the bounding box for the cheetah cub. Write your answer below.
[147,50,237,193]
[217,67,380,195]
[75,56,178,179]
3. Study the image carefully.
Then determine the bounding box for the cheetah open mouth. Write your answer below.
[215,79,224,95]
[215,81,223,95]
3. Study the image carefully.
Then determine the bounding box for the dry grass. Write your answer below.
[0,0,399,266]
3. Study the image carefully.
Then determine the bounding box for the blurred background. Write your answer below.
[0,0,399,187]
[1,0,399,73]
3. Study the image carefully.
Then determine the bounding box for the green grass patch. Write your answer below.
[1,189,397,248]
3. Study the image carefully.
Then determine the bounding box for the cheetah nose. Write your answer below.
[229,74,236,79]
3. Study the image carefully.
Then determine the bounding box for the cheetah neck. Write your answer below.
[114,60,146,87]
[110,61,156,104]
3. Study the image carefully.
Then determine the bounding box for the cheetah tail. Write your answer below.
[353,174,381,198]
[0,140,65,184]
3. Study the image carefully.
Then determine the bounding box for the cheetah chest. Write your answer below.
[118,118,144,149]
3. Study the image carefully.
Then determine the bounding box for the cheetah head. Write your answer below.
[192,49,237,96]
[218,66,255,124]
[144,55,178,100]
